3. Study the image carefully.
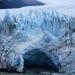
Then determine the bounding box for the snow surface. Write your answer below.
[0,0,75,17]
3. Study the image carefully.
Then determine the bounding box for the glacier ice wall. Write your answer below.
[0,9,75,73]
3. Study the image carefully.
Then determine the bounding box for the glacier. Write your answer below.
[0,8,75,73]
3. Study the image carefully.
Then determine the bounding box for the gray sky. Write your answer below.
[38,0,75,17]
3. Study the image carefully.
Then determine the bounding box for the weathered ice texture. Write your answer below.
[0,9,75,73]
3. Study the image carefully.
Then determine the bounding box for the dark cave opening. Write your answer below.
[23,49,61,72]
